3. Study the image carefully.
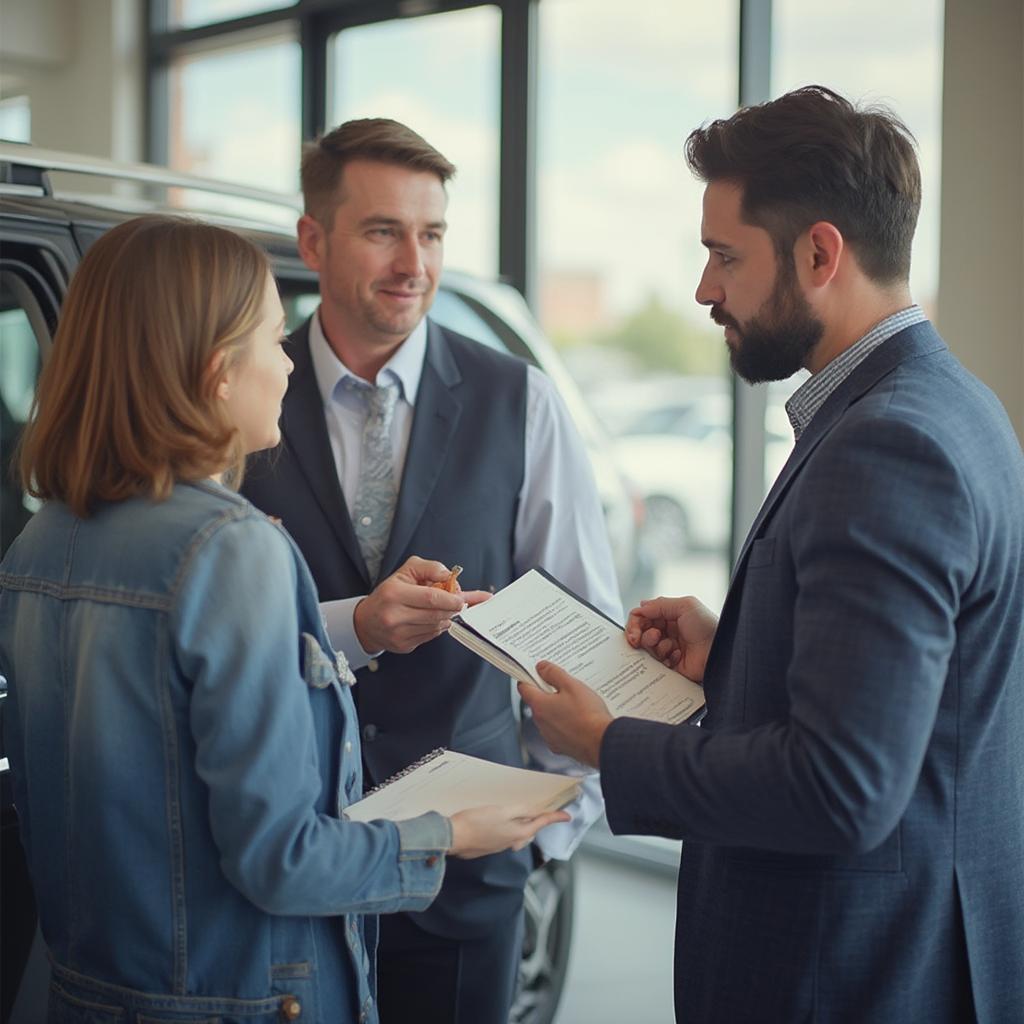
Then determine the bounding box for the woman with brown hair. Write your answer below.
[0,215,564,1023]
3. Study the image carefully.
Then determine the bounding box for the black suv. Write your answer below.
[0,144,655,1024]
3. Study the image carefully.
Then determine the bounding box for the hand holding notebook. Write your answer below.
[344,748,580,828]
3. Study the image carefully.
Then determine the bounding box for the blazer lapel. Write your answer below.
[732,321,947,575]
[378,321,463,578]
[280,319,370,582]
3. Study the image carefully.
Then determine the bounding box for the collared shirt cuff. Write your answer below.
[533,771,604,861]
[521,707,605,860]
[320,596,382,671]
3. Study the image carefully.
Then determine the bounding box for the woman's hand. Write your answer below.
[447,805,570,859]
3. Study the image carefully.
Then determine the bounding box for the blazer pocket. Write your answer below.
[747,537,776,569]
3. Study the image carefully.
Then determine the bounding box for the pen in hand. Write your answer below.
[430,565,464,593]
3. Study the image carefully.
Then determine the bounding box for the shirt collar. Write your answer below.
[308,307,428,408]
[785,305,927,439]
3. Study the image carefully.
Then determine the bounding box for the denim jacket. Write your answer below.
[0,480,451,1023]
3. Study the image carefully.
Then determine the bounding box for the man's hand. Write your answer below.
[353,556,490,654]
[625,595,718,682]
[517,662,614,769]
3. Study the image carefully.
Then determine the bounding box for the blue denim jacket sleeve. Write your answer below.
[172,511,450,915]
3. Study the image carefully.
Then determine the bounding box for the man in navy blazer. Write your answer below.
[521,86,1024,1022]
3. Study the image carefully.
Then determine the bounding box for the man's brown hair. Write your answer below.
[300,117,456,227]
[685,85,921,283]
[19,215,270,517]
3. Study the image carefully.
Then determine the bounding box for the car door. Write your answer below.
[0,215,75,1024]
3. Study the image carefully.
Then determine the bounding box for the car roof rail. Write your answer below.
[0,143,302,212]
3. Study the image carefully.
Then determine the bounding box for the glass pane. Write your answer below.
[538,0,740,615]
[167,32,301,198]
[280,288,321,334]
[0,95,31,144]
[0,309,38,425]
[328,6,501,278]
[0,291,43,556]
[169,0,293,30]
[769,0,944,489]
[429,290,508,355]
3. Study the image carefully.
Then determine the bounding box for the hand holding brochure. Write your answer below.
[448,569,705,726]
[344,748,581,823]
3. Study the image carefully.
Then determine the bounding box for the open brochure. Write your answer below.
[448,568,705,726]
[343,748,581,823]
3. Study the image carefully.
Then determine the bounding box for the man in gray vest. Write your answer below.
[242,118,620,1024]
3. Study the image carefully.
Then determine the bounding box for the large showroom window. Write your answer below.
[765,0,945,492]
[166,29,301,196]
[327,6,502,279]
[167,0,296,31]
[537,0,740,610]
[146,0,946,613]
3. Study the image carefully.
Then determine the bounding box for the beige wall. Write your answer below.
[937,0,1024,442]
[0,0,143,162]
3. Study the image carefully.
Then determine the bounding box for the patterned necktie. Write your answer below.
[345,377,400,581]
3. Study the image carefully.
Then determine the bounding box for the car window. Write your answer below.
[0,271,47,556]
[280,288,320,333]
[429,289,509,355]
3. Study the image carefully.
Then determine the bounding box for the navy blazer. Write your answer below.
[600,323,1024,1022]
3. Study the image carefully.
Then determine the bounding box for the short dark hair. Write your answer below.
[685,85,921,283]
[301,117,456,227]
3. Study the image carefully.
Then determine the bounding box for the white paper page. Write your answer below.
[345,750,579,822]
[457,570,704,725]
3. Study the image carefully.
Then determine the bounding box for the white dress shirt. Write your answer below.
[310,309,622,859]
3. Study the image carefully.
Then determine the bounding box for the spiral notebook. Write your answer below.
[343,748,581,823]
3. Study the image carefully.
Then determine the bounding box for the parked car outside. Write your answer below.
[0,144,653,1024]
[591,375,794,555]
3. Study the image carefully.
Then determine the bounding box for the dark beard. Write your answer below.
[712,264,824,384]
